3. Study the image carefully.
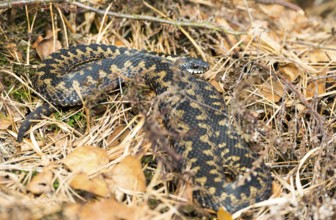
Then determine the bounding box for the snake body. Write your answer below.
[17,44,272,213]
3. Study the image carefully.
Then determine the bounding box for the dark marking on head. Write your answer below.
[178,58,209,75]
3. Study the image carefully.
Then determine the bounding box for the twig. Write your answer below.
[258,64,326,138]
[69,1,243,35]
[255,0,303,11]
[143,1,206,59]
[287,41,336,51]
[0,0,244,35]
[0,0,59,8]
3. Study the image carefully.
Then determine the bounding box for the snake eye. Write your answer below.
[192,63,200,69]
[179,57,209,74]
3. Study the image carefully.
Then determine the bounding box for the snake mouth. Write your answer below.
[179,57,209,75]
[187,69,208,75]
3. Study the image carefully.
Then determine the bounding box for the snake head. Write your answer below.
[179,57,209,75]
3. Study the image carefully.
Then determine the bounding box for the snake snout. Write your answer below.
[179,57,209,75]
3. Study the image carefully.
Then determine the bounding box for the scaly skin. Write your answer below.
[17,44,272,213]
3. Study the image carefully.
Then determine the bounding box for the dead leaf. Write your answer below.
[70,173,110,197]
[259,4,286,19]
[285,100,307,113]
[63,145,109,174]
[0,117,11,130]
[175,177,193,205]
[0,81,3,93]
[259,4,307,32]
[210,80,225,93]
[26,165,55,195]
[5,43,23,62]
[258,77,285,103]
[64,199,145,220]
[305,69,327,98]
[33,29,62,60]
[179,4,209,20]
[279,63,301,82]
[305,80,326,98]
[272,181,283,198]
[217,207,233,220]
[31,35,45,49]
[214,17,231,29]
[303,49,336,63]
[107,125,130,148]
[114,40,126,47]
[213,17,238,51]
[35,38,62,60]
[104,156,146,199]
[47,134,69,148]
[249,23,281,54]
[87,0,106,4]
[18,139,44,152]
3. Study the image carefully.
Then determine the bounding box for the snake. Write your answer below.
[17,44,272,213]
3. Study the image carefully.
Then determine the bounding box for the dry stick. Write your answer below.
[255,0,302,11]
[1,0,302,12]
[50,3,57,52]
[287,41,336,52]
[55,5,70,47]
[0,1,244,35]
[260,64,326,138]
[0,0,58,8]
[143,1,205,60]
[69,1,243,36]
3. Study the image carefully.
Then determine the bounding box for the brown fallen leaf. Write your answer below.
[259,4,286,19]
[0,80,3,93]
[217,207,233,220]
[272,181,283,198]
[104,156,146,200]
[63,145,109,174]
[114,40,126,47]
[175,177,193,206]
[17,138,45,152]
[248,23,281,54]
[303,48,336,63]
[70,173,110,197]
[64,199,145,220]
[258,77,285,103]
[5,43,24,62]
[0,117,11,130]
[210,80,225,93]
[279,63,301,82]
[259,4,306,32]
[26,164,55,195]
[213,17,238,52]
[106,125,130,148]
[305,69,327,98]
[47,134,69,149]
[33,29,62,60]
[35,38,62,60]
[285,100,306,113]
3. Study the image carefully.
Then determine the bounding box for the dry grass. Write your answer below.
[0,0,336,219]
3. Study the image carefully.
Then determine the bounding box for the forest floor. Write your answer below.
[0,0,335,219]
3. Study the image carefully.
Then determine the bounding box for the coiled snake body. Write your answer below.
[17,44,272,213]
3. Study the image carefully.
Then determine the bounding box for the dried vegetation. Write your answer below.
[0,0,335,219]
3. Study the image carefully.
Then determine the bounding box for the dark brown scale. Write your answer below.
[17,103,55,142]
[17,44,272,213]
[144,68,272,213]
